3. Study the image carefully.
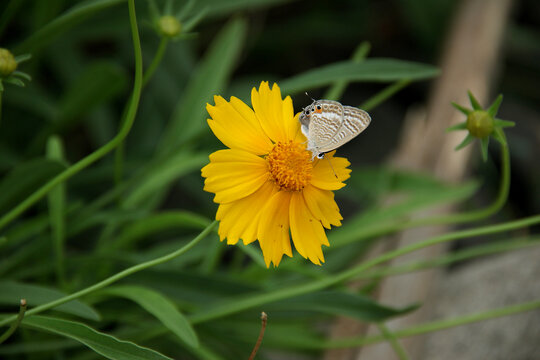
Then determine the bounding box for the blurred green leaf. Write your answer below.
[22,316,173,360]
[57,61,128,127]
[160,17,247,153]
[15,0,125,53]
[280,58,439,94]
[110,211,211,250]
[0,339,79,355]
[99,285,199,348]
[266,291,418,322]
[330,179,479,247]
[46,136,67,287]
[0,158,66,215]
[192,0,296,18]
[0,281,100,321]
[122,152,208,208]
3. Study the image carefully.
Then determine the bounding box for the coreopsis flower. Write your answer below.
[201,81,350,267]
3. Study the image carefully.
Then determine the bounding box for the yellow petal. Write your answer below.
[216,181,277,245]
[257,191,293,267]
[202,149,269,203]
[310,151,351,190]
[289,192,329,265]
[252,82,292,143]
[207,95,273,155]
[302,185,343,229]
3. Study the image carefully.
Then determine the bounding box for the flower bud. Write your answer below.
[158,16,182,37]
[0,48,17,77]
[466,110,494,139]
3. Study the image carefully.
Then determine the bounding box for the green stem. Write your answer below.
[0,221,217,328]
[142,37,169,87]
[113,36,168,189]
[0,299,27,344]
[377,323,410,360]
[0,0,143,232]
[409,131,510,227]
[324,42,370,101]
[326,299,540,348]
[359,237,540,280]
[188,215,540,324]
[360,79,411,112]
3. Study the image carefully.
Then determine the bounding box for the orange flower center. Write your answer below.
[266,141,312,191]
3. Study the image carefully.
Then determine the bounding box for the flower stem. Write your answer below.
[408,130,510,227]
[377,323,410,360]
[188,215,540,324]
[326,299,540,348]
[113,36,168,188]
[0,0,143,232]
[142,37,169,87]
[0,221,217,328]
[0,299,27,344]
[360,79,411,112]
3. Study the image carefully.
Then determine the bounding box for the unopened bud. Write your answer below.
[0,48,17,77]
[466,110,494,139]
[158,16,182,37]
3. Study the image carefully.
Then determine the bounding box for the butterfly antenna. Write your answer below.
[305,92,315,102]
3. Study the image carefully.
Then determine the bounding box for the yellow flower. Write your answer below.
[201,81,351,267]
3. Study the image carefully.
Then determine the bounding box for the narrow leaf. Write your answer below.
[159,17,247,153]
[451,102,471,115]
[446,121,467,132]
[0,281,99,321]
[494,118,515,128]
[23,316,172,360]
[99,285,198,348]
[264,291,418,322]
[487,94,503,117]
[455,134,474,151]
[0,158,65,214]
[280,59,439,95]
[467,90,482,110]
[15,0,125,53]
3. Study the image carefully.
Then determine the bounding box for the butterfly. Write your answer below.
[299,99,371,159]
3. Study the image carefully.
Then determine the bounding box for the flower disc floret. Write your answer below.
[267,141,312,191]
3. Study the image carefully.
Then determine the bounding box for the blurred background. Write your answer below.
[0,0,539,359]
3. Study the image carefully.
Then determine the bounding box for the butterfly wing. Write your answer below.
[307,101,344,151]
[317,106,371,152]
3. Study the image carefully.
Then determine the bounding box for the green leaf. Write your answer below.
[0,281,99,321]
[99,285,199,348]
[159,17,247,153]
[15,0,125,53]
[451,101,472,115]
[193,0,295,18]
[455,133,474,151]
[446,121,467,132]
[0,158,66,214]
[22,316,172,360]
[46,136,67,286]
[279,59,439,95]
[494,118,515,128]
[487,94,503,117]
[467,90,482,110]
[57,61,128,128]
[110,211,212,250]
[266,291,418,322]
[122,152,208,208]
[330,180,479,248]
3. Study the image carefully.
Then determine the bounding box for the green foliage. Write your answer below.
[0,0,538,359]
